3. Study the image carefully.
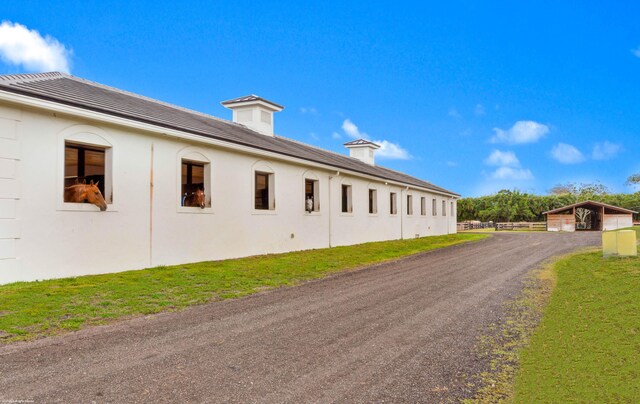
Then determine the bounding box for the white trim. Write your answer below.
[0,91,458,198]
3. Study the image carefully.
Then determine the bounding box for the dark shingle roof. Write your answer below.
[343,139,380,148]
[221,94,284,110]
[0,72,458,196]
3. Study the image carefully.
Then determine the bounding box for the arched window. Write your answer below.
[302,170,320,213]
[57,125,114,211]
[177,148,212,211]
[406,192,414,215]
[252,161,276,211]
[367,183,378,214]
[340,178,353,214]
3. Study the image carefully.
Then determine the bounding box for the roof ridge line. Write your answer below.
[0,71,67,85]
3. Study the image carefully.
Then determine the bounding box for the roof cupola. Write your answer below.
[343,139,381,166]
[221,95,284,137]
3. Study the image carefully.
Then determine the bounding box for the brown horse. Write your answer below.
[64,181,108,211]
[183,188,206,209]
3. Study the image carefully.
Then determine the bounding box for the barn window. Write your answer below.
[369,189,377,214]
[432,198,437,216]
[341,184,352,213]
[64,142,112,203]
[305,178,320,212]
[407,195,413,215]
[390,192,398,215]
[442,200,446,216]
[421,197,426,216]
[451,201,455,218]
[255,171,275,210]
[181,160,211,207]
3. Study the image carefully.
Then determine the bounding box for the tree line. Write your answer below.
[457,181,640,223]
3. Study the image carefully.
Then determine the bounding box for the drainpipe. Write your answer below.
[149,143,154,267]
[401,186,408,240]
[328,171,340,247]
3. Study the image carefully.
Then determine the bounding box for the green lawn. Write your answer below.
[0,233,485,343]
[513,250,640,402]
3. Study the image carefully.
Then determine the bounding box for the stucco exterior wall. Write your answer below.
[603,214,633,231]
[0,102,457,284]
[546,214,575,232]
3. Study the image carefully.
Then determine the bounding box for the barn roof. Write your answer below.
[543,200,637,215]
[0,72,458,196]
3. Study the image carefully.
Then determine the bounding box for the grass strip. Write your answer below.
[467,243,640,403]
[463,250,563,403]
[0,233,485,343]
[513,249,640,403]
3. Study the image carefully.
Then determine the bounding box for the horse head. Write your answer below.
[194,188,206,209]
[85,181,108,211]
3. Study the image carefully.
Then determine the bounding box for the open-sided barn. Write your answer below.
[0,72,458,284]
[543,200,636,232]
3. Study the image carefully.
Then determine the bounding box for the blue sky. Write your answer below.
[1,1,638,196]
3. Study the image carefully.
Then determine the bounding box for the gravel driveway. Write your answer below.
[0,232,600,403]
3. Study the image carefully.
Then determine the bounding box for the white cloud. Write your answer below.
[550,143,585,164]
[474,104,485,116]
[484,150,520,167]
[339,119,410,160]
[448,108,461,118]
[592,141,622,160]
[309,132,319,140]
[490,167,534,181]
[483,149,533,182]
[300,107,318,115]
[491,120,549,144]
[331,132,342,140]
[632,46,640,58]
[0,21,71,73]
[373,139,411,160]
[446,161,458,167]
[341,118,367,139]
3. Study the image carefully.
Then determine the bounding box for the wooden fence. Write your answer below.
[457,221,493,231]
[495,222,546,231]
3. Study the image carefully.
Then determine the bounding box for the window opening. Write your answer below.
[64,142,110,205]
[305,178,320,212]
[341,184,352,213]
[255,171,272,210]
[369,189,377,214]
[181,160,208,208]
[390,192,398,215]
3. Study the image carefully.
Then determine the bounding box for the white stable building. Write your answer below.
[0,72,458,284]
